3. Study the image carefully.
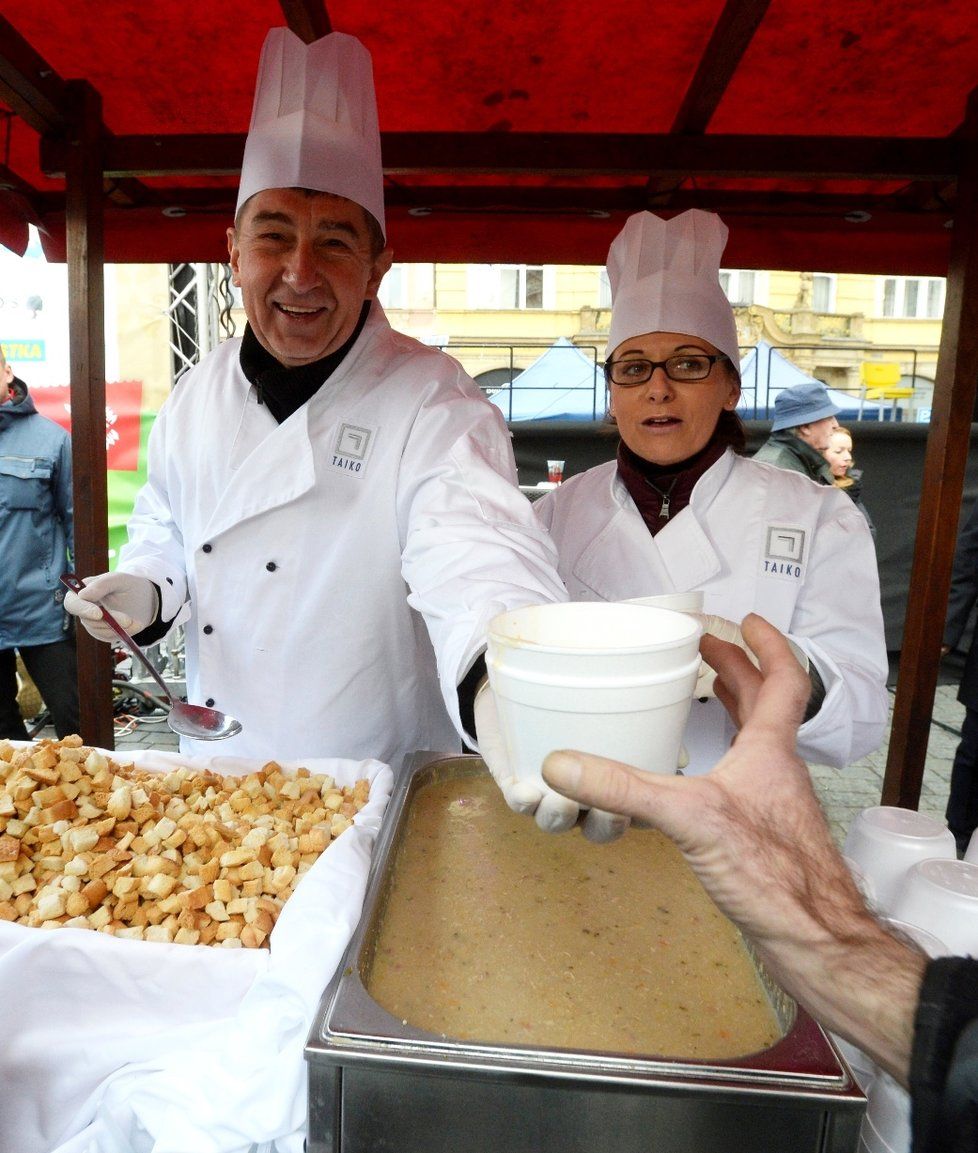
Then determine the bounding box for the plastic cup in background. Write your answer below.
[547,459,565,484]
[486,602,702,794]
[842,807,957,915]
[890,858,978,956]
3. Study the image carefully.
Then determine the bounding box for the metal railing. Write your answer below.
[432,339,927,423]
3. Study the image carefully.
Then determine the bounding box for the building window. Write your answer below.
[378,264,405,310]
[719,269,756,305]
[467,265,551,309]
[812,274,836,313]
[880,277,945,319]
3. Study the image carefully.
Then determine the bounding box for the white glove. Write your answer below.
[693,614,809,698]
[64,572,159,643]
[473,680,630,843]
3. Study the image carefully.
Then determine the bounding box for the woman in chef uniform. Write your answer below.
[491,210,888,833]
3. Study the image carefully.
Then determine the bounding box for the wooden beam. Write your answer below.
[64,80,114,750]
[882,86,978,809]
[380,184,943,217]
[0,15,67,132]
[279,0,332,41]
[671,0,772,134]
[41,131,960,183]
[75,179,953,228]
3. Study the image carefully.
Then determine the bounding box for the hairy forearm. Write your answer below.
[754,914,927,1086]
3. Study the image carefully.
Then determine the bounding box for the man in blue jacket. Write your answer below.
[0,346,79,738]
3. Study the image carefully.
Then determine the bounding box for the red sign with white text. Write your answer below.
[28,379,144,471]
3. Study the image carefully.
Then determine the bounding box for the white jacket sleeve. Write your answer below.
[788,500,889,767]
[397,381,568,736]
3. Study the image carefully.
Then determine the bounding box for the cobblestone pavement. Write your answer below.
[809,682,960,849]
[34,677,962,852]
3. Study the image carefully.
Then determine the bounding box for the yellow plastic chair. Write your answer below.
[858,362,914,421]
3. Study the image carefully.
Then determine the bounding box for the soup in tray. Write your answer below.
[366,771,781,1059]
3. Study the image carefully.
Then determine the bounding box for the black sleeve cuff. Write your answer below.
[131,583,171,647]
[802,660,826,723]
[457,653,488,753]
[910,957,978,1153]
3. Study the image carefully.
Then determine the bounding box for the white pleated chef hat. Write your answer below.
[606,210,740,368]
[235,28,386,238]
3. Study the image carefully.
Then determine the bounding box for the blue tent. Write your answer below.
[738,341,883,421]
[489,338,604,421]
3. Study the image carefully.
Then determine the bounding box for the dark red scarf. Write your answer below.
[616,438,729,536]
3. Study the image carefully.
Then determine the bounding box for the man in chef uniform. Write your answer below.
[64,28,566,773]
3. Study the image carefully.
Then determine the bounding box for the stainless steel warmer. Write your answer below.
[306,754,865,1153]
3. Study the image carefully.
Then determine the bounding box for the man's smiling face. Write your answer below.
[227,188,392,368]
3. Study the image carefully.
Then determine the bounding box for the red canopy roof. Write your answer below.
[2,0,977,269]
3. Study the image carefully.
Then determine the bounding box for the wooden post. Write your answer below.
[64,79,114,749]
[882,87,978,807]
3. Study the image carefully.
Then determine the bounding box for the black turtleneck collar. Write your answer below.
[238,300,371,425]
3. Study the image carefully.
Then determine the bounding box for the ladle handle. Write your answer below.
[60,573,176,708]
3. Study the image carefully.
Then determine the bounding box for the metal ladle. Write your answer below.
[61,573,243,741]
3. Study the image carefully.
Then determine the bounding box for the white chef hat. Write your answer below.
[606,210,740,367]
[235,28,386,238]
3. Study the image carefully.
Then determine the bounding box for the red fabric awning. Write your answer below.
[1,0,977,269]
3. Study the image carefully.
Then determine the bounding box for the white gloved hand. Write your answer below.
[693,614,809,698]
[63,572,159,643]
[473,680,630,843]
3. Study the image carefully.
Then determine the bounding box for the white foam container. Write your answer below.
[486,603,703,785]
[890,858,978,956]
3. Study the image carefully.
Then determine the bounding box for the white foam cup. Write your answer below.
[890,858,978,956]
[964,828,978,864]
[842,807,957,915]
[843,854,877,907]
[486,603,703,790]
[882,917,950,959]
[859,1072,911,1153]
[625,590,705,615]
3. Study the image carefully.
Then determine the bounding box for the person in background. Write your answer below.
[823,424,876,538]
[941,495,978,856]
[753,379,840,484]
[542,614,978,1153]
[476,210,888,841]
[64,29,564,768]
[0,344,79,739]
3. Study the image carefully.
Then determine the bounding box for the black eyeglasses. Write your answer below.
[604,354,729,386]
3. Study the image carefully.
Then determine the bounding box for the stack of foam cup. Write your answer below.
[855,854,978,1153]
[842,807,957,916]
[485,602,702,796]
[837,804,960,1149]
[858,1071,912,1153]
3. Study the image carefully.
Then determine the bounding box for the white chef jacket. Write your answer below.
[534,451,888,773]
[117,304,565,767]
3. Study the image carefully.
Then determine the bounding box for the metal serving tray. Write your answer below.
[306,754,865,1153]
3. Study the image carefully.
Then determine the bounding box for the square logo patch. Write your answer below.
[330,423,374,477]
[765,526,806,565]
